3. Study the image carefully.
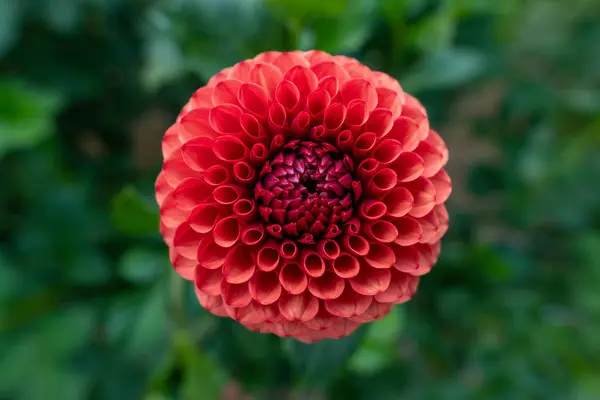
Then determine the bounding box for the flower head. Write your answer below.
[156,51,451,342]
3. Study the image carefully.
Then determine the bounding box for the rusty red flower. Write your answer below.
[156,51,451,343]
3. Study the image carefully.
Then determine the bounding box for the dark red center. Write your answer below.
[254,140,360,243]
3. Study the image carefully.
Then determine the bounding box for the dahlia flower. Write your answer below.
[156,51,451,343]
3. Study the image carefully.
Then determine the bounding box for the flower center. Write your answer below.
[254,140,358,243]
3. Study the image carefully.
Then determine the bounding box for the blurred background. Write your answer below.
[1,0,599,399]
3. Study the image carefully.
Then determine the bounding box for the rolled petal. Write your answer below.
[249,270,282,305]
[332,253,360,278]
[350,265,391,295]
[324,286,373,318]
[213,216,241,248]
[279,291,319,322]
[279,262,308,295]
[308,271,345,300]
[222,244,256,284]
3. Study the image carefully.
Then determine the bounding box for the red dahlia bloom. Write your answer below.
[156,50,451,343]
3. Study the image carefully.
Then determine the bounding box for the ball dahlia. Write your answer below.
[156,51,451,343]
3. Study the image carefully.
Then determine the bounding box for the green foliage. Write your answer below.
[1,0,599,399]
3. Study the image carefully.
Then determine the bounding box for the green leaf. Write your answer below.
[176,331,226,400]
[349,307,404,374]
[283,325,368,387]
[0,1,21,57]
[410,11,456,52]
[0,80,64,158]
[119,246,167,284]
[402,49,487,92]
[266,0,348,17]
[111,186,160,237]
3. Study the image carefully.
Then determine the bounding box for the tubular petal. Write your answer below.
[222,244,256,284]
[324,286,373,318]
[392,216,423,246]
[301,251,326,278]
[279,291,319,322]
[213,216,241,248]
[365,243,396,269]
[221,281,252,307]
[279,262,308,294]
[332,253,360,278]
[249,270,282,305]
[382,187,414,218]
[195,266,223,296]
[308,271,345,300]
[350,265,391,295]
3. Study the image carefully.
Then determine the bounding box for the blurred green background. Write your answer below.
[1,0,599,399]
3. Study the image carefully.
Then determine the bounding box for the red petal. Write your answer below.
[178,109,219,142]
[257,242,280,272]
[213,215,241,248]
[391,243,419,273]
[228,60,253,82]
[195,266,222,296]
[376,87,402,119]
[188,86,215,109]
[204,165,230,187]
[162,125,181,159]
[311,61,351,83]
[404,177,436,217]
[340,78,377,112]
[283,66,318,98]
[212,184,243,205]
[374,269,418,303]
[209,104,243,134]
[238,82,269,117]
[426,130,449,166]
[180,137,219,171]
[188,203,220,233]
[367,168,397,196]
[365,243,396,269]
[170,248,196,280]
[249,270,282,305]
[383,187,414,218]
[301,250,326,278]
[278,291,319,322]
[316,239,340,260]
[307,88,331,119]
[324,286,373,318]
[197,240,228,269]
[364,108,394,137]
[233,199,255,220]
[357,158,379,181]
[323,103,346,131]
[214,136,248,163]
[249,63,283,96]
[275,80,301,112]
[279,262,308,295]
[241,222,264,246]
[213,79,243,106]
[172,177,212,210]
[392,216,423,246]
[273,52,310,74]
[240,113,267,142]
[346,99,369,128]
[362,220,399,243]
[308,271,345,300]
[280,240,298,259]
[386,116,421,151]
[195,290,228,317]
[318,75,339,99]
[414,140,444,178]
[389,152,425,183]
[350,265,391,295]
[358,200,387,220]
[232,161,255,184]
[350,301,393,323]
[332,253,360,278]
[341,235,370,256]
[221,281,252,307]
[337,129,354,152]
[222,244,256,284]
[172,222,203,259]
[429,168,452,204]
[353,132,377,160]
[371,139,403,165]
[268,103,287,133]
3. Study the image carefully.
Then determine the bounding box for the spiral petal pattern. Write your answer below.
[156,50,451,342]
